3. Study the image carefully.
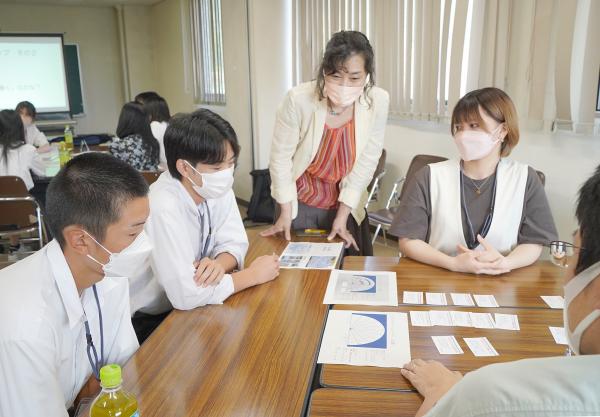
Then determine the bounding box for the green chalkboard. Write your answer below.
[63,44,84,115]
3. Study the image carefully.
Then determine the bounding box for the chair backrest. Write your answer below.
[398,154,448,201]
[141,171,161,185]
[367,149,387,192]
[0,176,38,229]
[0,176,29,197]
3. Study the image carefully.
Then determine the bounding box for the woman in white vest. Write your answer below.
[390,87,557,274]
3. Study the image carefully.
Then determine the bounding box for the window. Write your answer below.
[191,0,226,105]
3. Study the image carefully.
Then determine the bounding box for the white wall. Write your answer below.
[0,4,125,135]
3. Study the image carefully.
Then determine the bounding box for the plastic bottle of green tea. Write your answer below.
[90,364,139,417]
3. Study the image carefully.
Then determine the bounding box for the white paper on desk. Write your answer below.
[426,292,448,305]
[323,270,398,306]
[450,311,473,327]
[431,336,464,355]
[494,313,520,330]
[549,326,568,345]
[464,337,499,356]
[317,310,411,368]
[474,294,499,308]
[469,312,495,329]
[450,293,475,306]
[429,310,453,326]
[279,242,343,269]
[403,291,424,305]
[410,311,432,327]
[541,296,565,309]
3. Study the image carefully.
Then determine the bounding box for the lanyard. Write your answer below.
[460,167,498,250]
[200,202,213,259]
[83,284,104,380]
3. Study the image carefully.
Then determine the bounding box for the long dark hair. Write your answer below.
[0,110,26,162]
[576,164,600,274]
[143,96,171,123]
[116,102,159,165]
[315,30,375,106]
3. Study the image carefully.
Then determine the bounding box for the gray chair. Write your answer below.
[365,149,387,209]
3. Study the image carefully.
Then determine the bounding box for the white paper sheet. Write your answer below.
[541,296,565,309]
[323,270,398,306]
[549,326,568,345]
[431,336,463,355]
[464,337,499,356]
[426,292,448,305]
[410,311,432,327]
[403,291,424,305]
[450,293,475,306]
[474,294,500,308]
[450,311,473,327]
[469,312,496,329]
[317,310,411,368]
[279,242,344,270]
[494,313,520,330]
[429,310,453,326]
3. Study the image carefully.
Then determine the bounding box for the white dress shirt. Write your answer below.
[0,240,139,417]
[150,121,168,170]
[0,144,46,190]
[129,171,249,314]
[24,123,49,147]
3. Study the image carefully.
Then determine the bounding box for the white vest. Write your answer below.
[428,159,528,256]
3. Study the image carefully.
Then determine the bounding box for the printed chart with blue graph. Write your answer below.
[347,313,388,349]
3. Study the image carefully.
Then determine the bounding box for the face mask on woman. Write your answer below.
[324,74,369,107]
[453,124,503,161]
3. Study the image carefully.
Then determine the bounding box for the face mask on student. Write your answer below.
[185,160,234,199]
[453,124,503,161]
[85,230,152,278]
[563,260,600,355]
[324,74,369,108]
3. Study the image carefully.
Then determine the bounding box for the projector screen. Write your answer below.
[0,34,70,113]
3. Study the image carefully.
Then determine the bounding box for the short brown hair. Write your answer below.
[451,87,519,157]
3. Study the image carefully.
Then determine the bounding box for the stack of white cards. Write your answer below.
[402,291,500,308]
[409,311,519,330]
[431,336,499,357]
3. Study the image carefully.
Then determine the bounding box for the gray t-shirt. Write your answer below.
[425,355,600,417]
[389,165,558,245]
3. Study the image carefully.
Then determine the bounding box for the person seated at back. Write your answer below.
[135,91,170,169]
[390,87,558,275]
[110,101,159,171]
[0,153,150,416]
[15,100,51,152]
[129,109,279,343]
[402,164,600,417]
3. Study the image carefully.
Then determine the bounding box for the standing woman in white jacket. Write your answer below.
[262,31,389,255]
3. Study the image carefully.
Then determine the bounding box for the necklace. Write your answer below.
[467,175,493,195]
[327,101,351,116]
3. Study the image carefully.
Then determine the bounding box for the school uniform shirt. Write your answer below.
[0,144,46,190]
[150,121,168,170]
[24,123,49,147]
[425,355,600,417]
[129,171,249,315]
[269,80,390,224]
[0,239,139,417]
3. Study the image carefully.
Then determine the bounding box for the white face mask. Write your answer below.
[185,161,234,200]
[324,74,369,108]
[453,124,503,161]
[85,230,152,278]
[563,260,600,355]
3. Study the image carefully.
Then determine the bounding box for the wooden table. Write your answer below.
[307,388,423,417]
[113,235,335,417]
[343,257,564,309]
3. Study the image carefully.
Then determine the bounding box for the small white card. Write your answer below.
[541,296,565,309]
[425,292,448,305]
[429,310,453,326]
[494,313,520,331]
[431,336,464,355]
[403,291,424,305]
[450,310,473,327]
[410,311,432,327]
[464,337,499,357]
[469,312,496,329]
[474,294,500,308]
[549,326,568,345]
[450,293,475,306]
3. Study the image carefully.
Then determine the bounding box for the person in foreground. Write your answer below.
[401,164,600,417]
[0,153,150,416]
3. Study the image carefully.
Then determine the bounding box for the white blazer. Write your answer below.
[269,80,389,224]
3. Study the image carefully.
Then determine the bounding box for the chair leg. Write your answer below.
[37,208,44,248]
[382,228,388,246]
[372,224,382,245]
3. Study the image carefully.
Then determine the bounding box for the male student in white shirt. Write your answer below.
[0,153,151,416]
[129,109,280,342]
[16,100,51,152]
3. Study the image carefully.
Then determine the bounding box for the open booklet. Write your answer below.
[278,242,344,269]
